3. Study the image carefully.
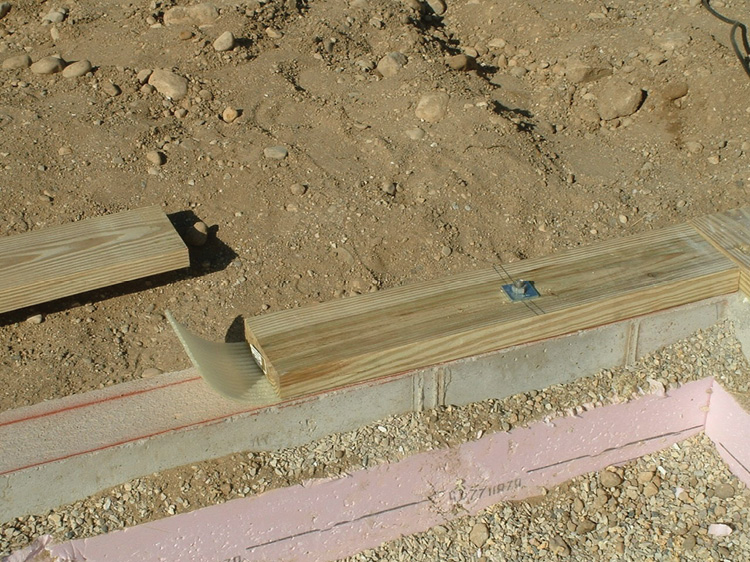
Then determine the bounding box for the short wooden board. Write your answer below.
[0,207,189,313]
[692,206,750,295]
[245,223,738,399]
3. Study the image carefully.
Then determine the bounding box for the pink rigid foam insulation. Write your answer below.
[704,382,750,487]
[5,378,710,562]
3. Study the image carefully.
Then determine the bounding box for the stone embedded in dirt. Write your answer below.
[290,183,307,195]
[415,92,450,122]
[264,146,288,160]
[684,141,703,154]
[185,221,209,247]
[376,52,407,77]
[61,60,92,78]
[0,2,10,20]
[25,314,43,325]
[405,127,425,140]
[148,69,188,100]
[179,30,194,41]
[146,151,166,166]
[426,0,447,16]
[600,469,623,488]
[714,483,735,499]
[222,106,239,123]
[163,4,219,27]
[382,181,397,195]
[469,522,490,547]
[656,31,691,51]
[565,57,612,84]
[102,82,121,97]
[446,54,477,71]
[662,81,688,101]
[43,8,67,24]
[136,69,152,84]
[213,31,235,52]
[2,54,32,70]
[596,78,644,120]
[30,56,66,75]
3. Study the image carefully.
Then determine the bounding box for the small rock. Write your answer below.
[707,523,732,537]
[290,183,307,195]
[600,469,623,488]
[146,151,166,166]
[415,92,450,122]
[179,30,194,41]
[714,483,735,499]
[684,141,703,154]
[43,9,66,24]
[682,535,697,550]
[30,56,66,75]
[102,82,121,97]
[185,221,209,247]
[405,127,425,140]
[708,154,720,165]
[576,519,596,534]
[266,27,283,39]
[446,54,477,71]
[376,52,407,77]
[426,0,447,15]
[440,245,452,257]
[61,59,92,78]
[662,81,688,101]
[148,69,188,100]
[596,78,644,120]
[565,57,612,84]
[163,4,219,26]
[643,482,659,497]
[656,31,691,51]
[264,146,288,160]
[645,51,666,66]
[222,106,239,123]
[213,31,235,52]
[26,314,43,325]
[0,2,10,20]
[381,181,397,195]
[549,536,571,556]
[141,367,162,379]
[136,69,152,84]
[637,471,654,484]
[469,522,490,547]
[2,54,32,70]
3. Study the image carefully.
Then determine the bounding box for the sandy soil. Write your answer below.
[1,0,750,410]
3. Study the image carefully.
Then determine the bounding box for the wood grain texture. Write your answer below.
[0,207,189,313]
[245,223,738,399]
[691,207,750,295]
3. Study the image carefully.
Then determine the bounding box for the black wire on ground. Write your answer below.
[702,0,750,77]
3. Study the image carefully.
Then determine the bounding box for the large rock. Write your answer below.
[415,92,450,122]
[163,4,219,27]
[596,78,644,120]
[30,56,66,75]
[148,69,188,100]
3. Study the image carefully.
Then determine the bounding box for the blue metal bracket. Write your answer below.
[502,279,539,302]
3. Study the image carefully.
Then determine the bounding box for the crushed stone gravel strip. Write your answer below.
[1,321,748,556]
[341,433,749,562]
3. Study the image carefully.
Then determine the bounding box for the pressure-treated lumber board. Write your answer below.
[245,223,738,399]
[692,206,750,295]
[0,206,189,313]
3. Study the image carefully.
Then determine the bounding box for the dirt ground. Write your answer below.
[1,0,749,411]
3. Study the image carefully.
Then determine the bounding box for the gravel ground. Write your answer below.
[342,432,749,562]
[1,321,749,558]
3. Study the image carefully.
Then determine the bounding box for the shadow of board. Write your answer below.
[0,210,238,327]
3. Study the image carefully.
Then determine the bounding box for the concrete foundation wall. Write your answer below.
[0,295,735,522]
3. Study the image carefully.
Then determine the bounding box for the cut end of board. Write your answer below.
[166,310,280,404]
